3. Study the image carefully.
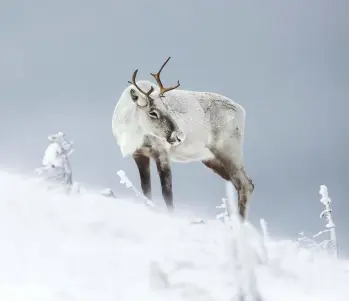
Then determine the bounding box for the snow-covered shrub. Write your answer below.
[35,132,74,193]
[297,185,338,258]
[35,132,116,198]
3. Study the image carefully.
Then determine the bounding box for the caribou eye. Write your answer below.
[148,110,160,119]
[130,89,138,101]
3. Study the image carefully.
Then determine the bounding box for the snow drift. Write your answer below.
[0,170,348,301]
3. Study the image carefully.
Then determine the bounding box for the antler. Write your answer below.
[128,69,155,100]
[150,57,180,97]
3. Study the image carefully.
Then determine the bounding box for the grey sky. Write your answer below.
[1,0,348,254]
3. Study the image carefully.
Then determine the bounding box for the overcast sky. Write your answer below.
[1,0,348,254]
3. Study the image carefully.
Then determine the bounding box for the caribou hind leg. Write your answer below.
[133,151,152,200]
[232,166,254,219]
[202,159,230,181]
[209,148,254,220]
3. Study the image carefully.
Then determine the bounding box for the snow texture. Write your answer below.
[0,170,348,301]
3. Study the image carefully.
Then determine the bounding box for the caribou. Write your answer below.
[112,57,254,220]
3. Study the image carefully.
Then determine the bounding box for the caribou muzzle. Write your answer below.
[168,130,185,145]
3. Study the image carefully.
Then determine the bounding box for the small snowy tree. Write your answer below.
[297,185,338,258]
[35,131,117,198]
[318,185,338,258]
[35,132,74,192]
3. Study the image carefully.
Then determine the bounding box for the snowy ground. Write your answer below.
[0,171,348,301]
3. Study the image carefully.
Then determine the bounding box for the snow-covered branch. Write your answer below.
[297,232,318,249]
[116,170,158,210]
[216,197,229,223]
[259,218,269,245]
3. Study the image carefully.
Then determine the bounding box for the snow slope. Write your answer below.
[0,171,348,301]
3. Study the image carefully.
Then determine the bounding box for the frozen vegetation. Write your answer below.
[297,185,338,258]
[0,169,348,301]
[35,132,115,197]
[0,132,346,300]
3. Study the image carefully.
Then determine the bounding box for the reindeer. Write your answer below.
[112,57,254,220]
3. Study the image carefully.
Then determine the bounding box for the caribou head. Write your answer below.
[126,57,184,146]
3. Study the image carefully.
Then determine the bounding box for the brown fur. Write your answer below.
[133,146,254,219]
[202,159,230,181]
[133,152,152,200]
[209,147,254,220]
[133,146,174,212]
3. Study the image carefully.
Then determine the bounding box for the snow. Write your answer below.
[41,132,74,168]
[41,143,63,167]
[0,170,348,301]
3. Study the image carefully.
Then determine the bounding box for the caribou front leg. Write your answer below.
[153,150,174,212]
[133,151,152,200]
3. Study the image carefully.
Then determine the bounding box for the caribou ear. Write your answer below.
[130,88,148,107]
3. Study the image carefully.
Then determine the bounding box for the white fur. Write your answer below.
[158,89,245,163]
[112,80,246,164]
[112,81,154,156]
